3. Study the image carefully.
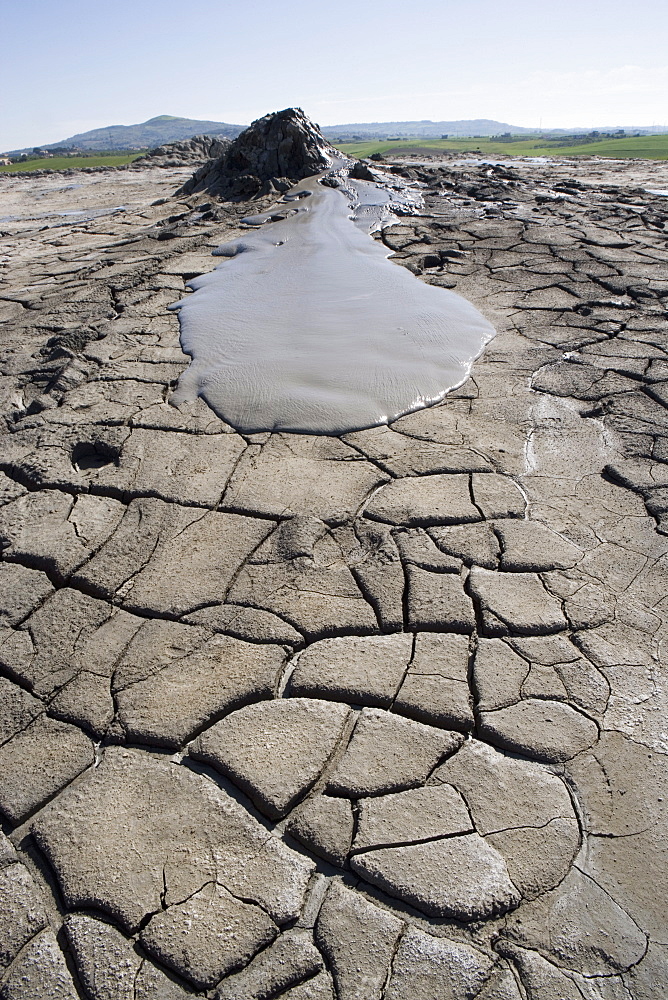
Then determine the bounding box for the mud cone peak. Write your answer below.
[177,107,339,200]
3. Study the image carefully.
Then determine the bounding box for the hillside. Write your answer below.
[321,119,668,140]
[8,115,528,154]
[320,118,535,139]
[9,115,245,154]
[6,114,668,156]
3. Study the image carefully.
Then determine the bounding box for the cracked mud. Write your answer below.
[0,123,667,999]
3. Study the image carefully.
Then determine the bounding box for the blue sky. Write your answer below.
[2,0,667,149]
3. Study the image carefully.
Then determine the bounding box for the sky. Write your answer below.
[2,0,667,150]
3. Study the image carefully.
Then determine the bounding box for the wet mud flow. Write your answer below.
[170,164,496,433]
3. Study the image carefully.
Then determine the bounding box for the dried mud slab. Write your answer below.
[0,111,667,997]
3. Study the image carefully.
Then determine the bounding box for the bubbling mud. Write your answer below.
[169,167,496,435]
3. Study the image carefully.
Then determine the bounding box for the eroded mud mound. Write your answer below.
[132,135,232,169]
[177,107,338,199]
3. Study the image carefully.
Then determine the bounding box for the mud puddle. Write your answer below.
[169,164,495,435]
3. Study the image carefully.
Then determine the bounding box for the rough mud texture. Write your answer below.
[0,137,667,998]
[178,108,336,200]
[132,136,232,170]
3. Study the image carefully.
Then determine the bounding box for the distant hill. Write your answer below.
[7,116,245,154]
[320,119,668,140]
[320,119,535,139]
[6,114,667,156]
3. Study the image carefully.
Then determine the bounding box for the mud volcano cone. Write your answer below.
[177,107,338,200]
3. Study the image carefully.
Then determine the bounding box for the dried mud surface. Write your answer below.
[0,153,667,999]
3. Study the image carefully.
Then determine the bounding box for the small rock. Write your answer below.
[471,474,526,519]
[478,698,598,763]
[353,784,473,851]
[384,925,494,1000]
[215,930,323,999]
[365,474,480,526]
[140,882,277,989]
[326,708,463,797]
[469,567,567,636]
[349,161,376,181]
[192,698,351,819]
[406,565,475,631]
[315,882,403,1000]
[351,833,521,920]
[290,634,412,708]
[286,795,354,866]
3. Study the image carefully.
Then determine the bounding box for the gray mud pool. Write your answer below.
[169,169,496,435]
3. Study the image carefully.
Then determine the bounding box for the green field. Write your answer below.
[3,133,667,176]
[0,153,143,173]
[335,134,668,161]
